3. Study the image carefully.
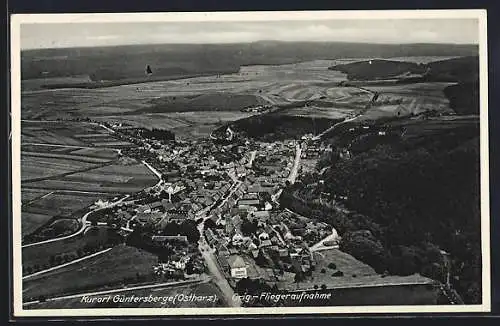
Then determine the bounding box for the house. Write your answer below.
[238,199,260,207]
[260,239,272,248]
[228,255,248,279]
[258,231,270,242]
[225,221,236,235]
[162,199,175,211]
[232,233,245,246]
[151,235,188,243]
[252,210,270,220]
[149,201,164,211]
[205,228,218,247]
[232,215,243,228]
[278,248,289,257]
[242,192,259,200]
[137,211,163,225]
[216,244,230,257]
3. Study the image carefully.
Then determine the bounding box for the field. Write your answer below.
[357,82,456,121]
[21,120,132,147]
[313,249,377,278]
[271,246,439,306]
[279,248,432,293]
[93,111,256,140]
[22,75,93,91]
[146,93,269,113]
[283,106,355,119]
[25,163,156,194]
[23,192,99,218]
[21,188,53,204]
[22,227,112,269]
[23,244,158,301]
[20,121,156,240]
[386,56,461,64]
[21,60,352,122]
[21,59,466,137]
[22,212,53,237]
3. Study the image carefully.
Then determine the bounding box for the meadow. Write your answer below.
[22,227,113,270]
[20,121,155,241]
[23,244,158,300]
[22,212,53,237]
[356,82,456,121]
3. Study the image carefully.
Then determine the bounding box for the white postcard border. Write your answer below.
[10,9,491,317]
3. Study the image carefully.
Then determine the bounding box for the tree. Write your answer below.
[340,230,387,273]
[241,218,258,236]
[204,218,217,230]
[62,254,70,263]
[180,220,200,243]
[255,250,268,267]
[294,271,305,283]
[164,221,180,236]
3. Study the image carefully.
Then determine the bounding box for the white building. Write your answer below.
[228,255,248,279]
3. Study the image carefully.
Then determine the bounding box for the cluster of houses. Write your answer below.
[301,142,333,159]
[89,122,342,287]
[153,254,191,277]
[205,210,318,281]
[240,104,273,113]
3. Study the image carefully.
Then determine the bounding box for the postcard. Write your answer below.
[10,9,490,317]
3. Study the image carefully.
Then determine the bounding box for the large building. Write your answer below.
[228,255,248,279]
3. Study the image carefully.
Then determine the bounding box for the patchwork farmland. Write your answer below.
[20,120,157,243]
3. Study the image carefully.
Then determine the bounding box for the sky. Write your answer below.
[20,19,479,50]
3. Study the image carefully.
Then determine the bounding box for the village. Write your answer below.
[84,121,339,293]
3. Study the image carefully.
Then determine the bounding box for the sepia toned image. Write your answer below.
[10,10,490,316]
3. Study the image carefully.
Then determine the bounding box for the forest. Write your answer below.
[230,114,336,141]
[22,42,477,82]
[281,121,481,304]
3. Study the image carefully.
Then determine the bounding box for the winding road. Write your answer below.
[309,228,340,252]
[195,177,245,307]
[287,144,302,184]
[22,247,113,280]
[22,194,130,248]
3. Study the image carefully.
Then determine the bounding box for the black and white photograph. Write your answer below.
[10,10,490,316]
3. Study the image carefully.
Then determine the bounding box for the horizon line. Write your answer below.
[21,40,479,51]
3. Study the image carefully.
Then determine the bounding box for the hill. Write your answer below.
[329,56,478,83]
[281,117,481,304]
[426,56,479,82]
[21,42,478,88]
[329,56,480,115]
[226,112,337,141]
[142,93,268,113]
[329,59,427,80]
